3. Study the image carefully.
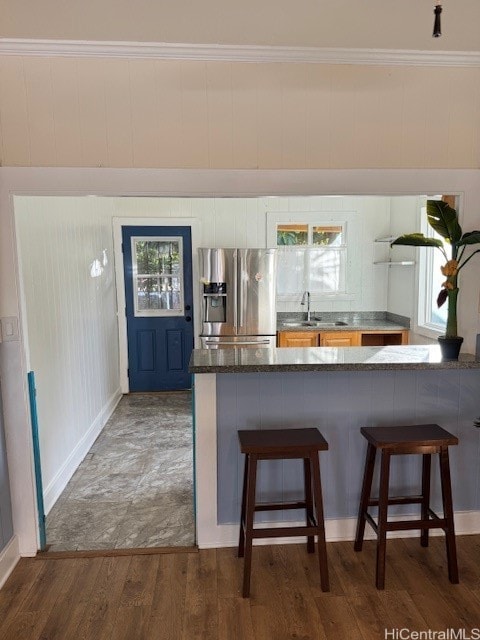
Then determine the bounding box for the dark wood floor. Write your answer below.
[1,535,480,639]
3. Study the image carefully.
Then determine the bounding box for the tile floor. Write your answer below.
[46,391,195,551]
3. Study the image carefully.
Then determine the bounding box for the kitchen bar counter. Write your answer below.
[189,344,480,373]
[192,344,480,549]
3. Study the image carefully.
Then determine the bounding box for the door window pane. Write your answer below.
[132,237,184,316]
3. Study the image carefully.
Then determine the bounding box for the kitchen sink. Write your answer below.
[282,321,348,328]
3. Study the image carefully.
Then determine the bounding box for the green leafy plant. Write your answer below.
[391,200,480,338]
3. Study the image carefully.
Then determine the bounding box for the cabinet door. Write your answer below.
[278,331,319,347]
[320,331,359,347]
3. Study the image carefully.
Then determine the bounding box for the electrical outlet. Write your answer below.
[0,316,20,342]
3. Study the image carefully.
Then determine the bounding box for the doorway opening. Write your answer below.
[14,196,198,552]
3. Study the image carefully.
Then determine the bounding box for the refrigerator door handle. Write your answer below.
[239,251,245,328]
[233,249,238,331]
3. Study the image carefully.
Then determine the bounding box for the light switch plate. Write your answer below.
[0,316,20,342]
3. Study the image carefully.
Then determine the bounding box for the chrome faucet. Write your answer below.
[301,291,311,321]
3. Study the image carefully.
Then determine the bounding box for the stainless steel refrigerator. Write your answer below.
[199,248,277,348]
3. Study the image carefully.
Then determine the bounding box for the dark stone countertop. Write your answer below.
[189,345,480,374]
[276,311,409,333]
[277,320,408,332]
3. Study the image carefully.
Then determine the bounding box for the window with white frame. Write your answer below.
[267,214,350,298]
[417,200,448,333]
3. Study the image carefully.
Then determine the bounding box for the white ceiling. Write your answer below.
[1,0,479,52]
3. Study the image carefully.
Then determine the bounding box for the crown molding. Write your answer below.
[0,38,479,67]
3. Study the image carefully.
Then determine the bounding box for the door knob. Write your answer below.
[185,304,191,311]
[185,316,192,322]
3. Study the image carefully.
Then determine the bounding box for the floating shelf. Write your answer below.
[374,260,415,266]
[375,236,397,243]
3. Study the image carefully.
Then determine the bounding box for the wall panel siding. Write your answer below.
[23,58,56,166]
[280,63,307,169]
[180,62,209,168]
[0,57,30,166]
[0,384,14,553]
[154,61,184,168]
[104,59,134,167]
[305,65,332,168]
[50,59,83,167]
[399,67,428,167]
[108,194,391,312]
[77,59,109,168]
[15,196,121,509]
[446,68,480,168]
[256,63,283,169]
[0,57,480,169]
[231,63,258,169]
[206,62,234,169]
[422,67,452,169]
[129,60,161,168]
[328,65,358,169]
[216,369,480,525]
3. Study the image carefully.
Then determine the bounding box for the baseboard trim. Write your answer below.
[0,536,20,589]
[43,388,122,514]
[37,545,198,559]
[198,510,480,549]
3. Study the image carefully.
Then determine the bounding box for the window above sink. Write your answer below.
[267,211,361,302]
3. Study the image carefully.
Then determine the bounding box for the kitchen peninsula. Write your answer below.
[190,345,480,549]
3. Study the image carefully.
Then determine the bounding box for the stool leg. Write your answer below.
[376,450,391,590]
[439,447,459,584]
[238,454,249,558]
[242,453,258,597]
[310,451,330,592]
[420,454,431,548]
[354,443,376,552]
[303,457,315,554]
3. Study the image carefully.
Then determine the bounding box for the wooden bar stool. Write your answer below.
[354,423,459,590]
[237,427,329,598]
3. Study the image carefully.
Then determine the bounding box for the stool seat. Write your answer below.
[238,428,328,454]
[360,424,458,450]
[238,427,329,597]
[354,423,459,589]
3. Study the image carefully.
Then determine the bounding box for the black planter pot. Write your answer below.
[438,335,464,361]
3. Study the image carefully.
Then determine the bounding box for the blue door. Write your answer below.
[122,226,194,391]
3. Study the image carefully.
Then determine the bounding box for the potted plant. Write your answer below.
[391,199,480,360]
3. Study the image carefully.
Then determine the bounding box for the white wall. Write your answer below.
[15,196,121,513]
[387,196,420,321]
[1,57,479,171]
[111,194,392,313]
